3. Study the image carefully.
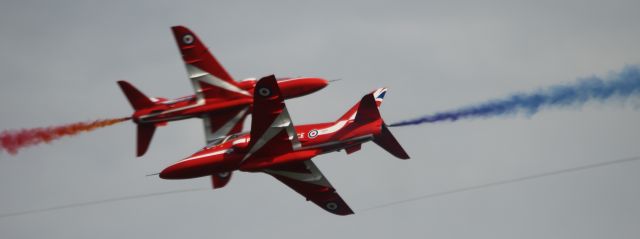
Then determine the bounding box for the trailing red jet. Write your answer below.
[159,75,409,215]
[118,26,328,156]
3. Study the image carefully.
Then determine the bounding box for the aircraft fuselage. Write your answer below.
[131,77,327,124]
[159,118,382,179]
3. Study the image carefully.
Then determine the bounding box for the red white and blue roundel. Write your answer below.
[307,129,319,138]
[182,34,194,45]
[325,202,338,211]
[258,87,271,97]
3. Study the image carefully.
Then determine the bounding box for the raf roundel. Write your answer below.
[258,87,271,97]
[325,202,338,211]
[182,34,195,45]
[307,129,319,138]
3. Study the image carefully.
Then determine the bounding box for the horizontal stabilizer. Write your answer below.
[137,124,156,157]
[118,80,155,110]
[373,124,409,159]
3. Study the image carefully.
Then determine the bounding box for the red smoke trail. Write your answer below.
[0,117,130,155]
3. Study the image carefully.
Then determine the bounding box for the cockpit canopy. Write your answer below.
[205,133,244,149]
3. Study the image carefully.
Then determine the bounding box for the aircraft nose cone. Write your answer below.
[159,164,181,179]
[159,150,229,179]
[307,77,329,89]
[279,77,329,98]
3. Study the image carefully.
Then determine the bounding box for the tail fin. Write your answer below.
[346,88,409,159]
[137,124,156,157]
[354,93,382,124]
[118,80,159,157]
[338,88,387,121]
[117,80,155,110]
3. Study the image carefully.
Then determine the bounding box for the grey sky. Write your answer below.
[1,0,640,238]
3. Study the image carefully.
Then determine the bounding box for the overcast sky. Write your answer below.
[1,0,640,238]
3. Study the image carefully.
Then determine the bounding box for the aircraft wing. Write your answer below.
[263,160,354,215]
[171,26,250,101]
[240,75,301,163]
[202,106,249,144]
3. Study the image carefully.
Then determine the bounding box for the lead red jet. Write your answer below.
[118,26,328,156]
[159,75,409,215]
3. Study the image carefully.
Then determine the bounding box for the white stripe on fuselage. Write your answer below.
[187,64,250,97]
[313,89,384,135]
[317,120,350,136]
[180,149,230,163]
[138,100,205,122]
[140,64,252,122]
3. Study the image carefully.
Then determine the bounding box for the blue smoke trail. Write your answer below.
[389,65,640,127]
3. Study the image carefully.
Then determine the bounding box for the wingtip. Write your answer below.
[170,25,188,31]
[116,80,128,86]
[136,149,146,157]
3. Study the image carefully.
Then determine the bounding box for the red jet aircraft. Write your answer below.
[159,75,409,215]
[118,26,328,156]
